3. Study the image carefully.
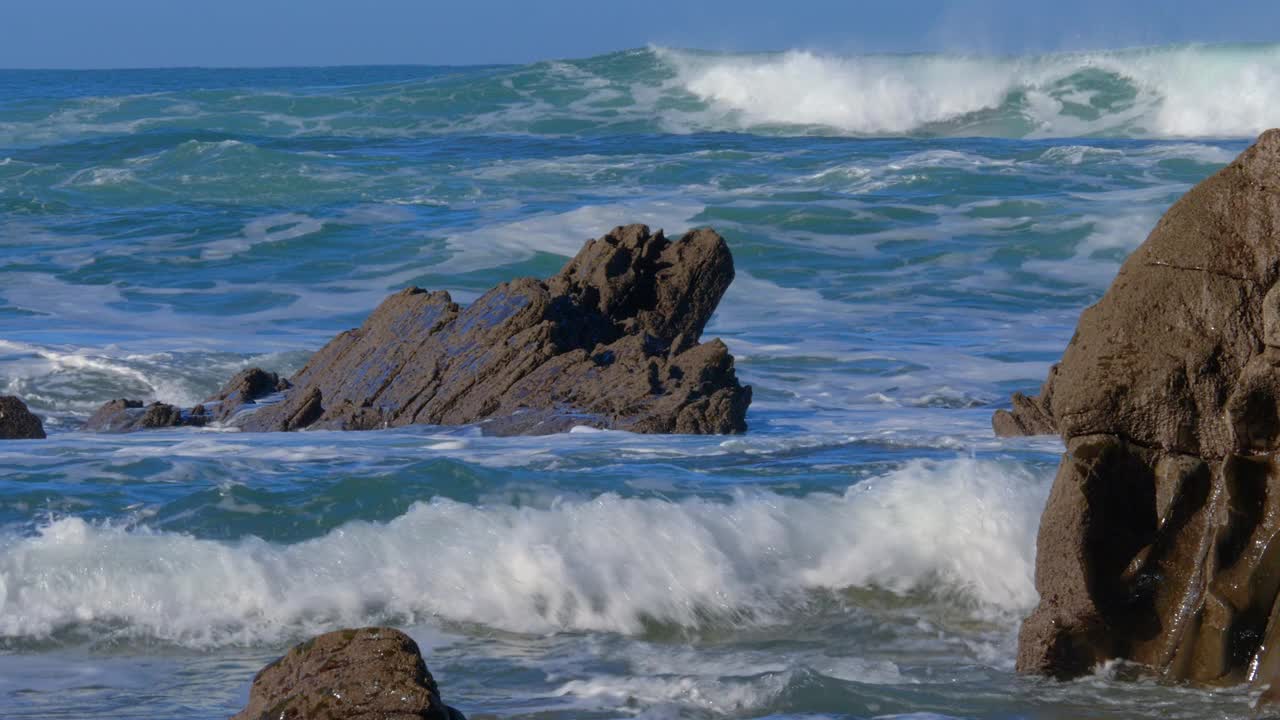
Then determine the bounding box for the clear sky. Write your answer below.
[2,0,1278,69]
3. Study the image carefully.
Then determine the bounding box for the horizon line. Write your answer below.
[0,39,1272,73]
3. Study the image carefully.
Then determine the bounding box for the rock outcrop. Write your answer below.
[0,396,45,439]
[1010,130,1280,687]
[85,224,751,436]
[232,627,465,720]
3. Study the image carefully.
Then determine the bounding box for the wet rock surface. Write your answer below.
[231,627,465,720]
[86,224,750,437]
[0,396,45,439]
[1011,130,1280,687]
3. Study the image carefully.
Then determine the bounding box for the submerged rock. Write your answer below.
[0,396,45,439]
[86,224,751,436]
[231,627,465,720]
[83,398,207,433]
[1011,130,1280,686]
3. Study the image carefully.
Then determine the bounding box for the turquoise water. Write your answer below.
[0,45,1274,718]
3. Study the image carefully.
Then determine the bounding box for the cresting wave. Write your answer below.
[658,43,1280,138]
[0,44,1274,146]
[0,458,1047,647]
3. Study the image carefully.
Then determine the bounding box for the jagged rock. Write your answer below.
[205,367,289,422]
[992,366,1059,437]
[79,225,750,437]
[0,396,45,439]
[233,224,750,435]
[231,627,465,720]
[1015,130,1280,686]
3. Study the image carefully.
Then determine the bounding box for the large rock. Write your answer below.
[86,224,751,436]
[232,627,464,720]
[0,396,45,439]
[1010,130,1280,686]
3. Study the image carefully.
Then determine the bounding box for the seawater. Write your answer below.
[0,45,1272,718]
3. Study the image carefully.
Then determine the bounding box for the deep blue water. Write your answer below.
[0,46,1275,718]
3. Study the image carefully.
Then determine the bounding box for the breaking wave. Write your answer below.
[0,458,1047,647]
[657,43,1280,138]
[1,44,1275,147]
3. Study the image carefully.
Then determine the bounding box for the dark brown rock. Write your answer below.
[79,225,750,437]
[231,627,464,720]
[0,396,45,439]
[234,224,749,435]
[83,399,207,432]
[1015,130,1280,687]
[206,367,289,422]
[83,399,144,432]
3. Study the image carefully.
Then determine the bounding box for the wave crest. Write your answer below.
[657,43,1280,138]
[0,458,1047,647]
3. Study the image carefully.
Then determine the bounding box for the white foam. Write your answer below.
[657,44,1280,138]
[661,49,1016,135]
[0,458,1047,646]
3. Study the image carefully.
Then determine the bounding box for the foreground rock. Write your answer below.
[1008,130,1280,686]
[0,396,45,439]
[232,627,464,720]
[87,224,751,436]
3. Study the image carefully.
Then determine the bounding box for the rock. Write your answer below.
[233,224,749,435]
[992,387,1058,437]
[82,369,285,432]
[0,396,45,439]
[79,225,750,437]
[83,399,206,432]
[1014,130,1280,685]
[231,627,465,720]
[206,367,289,423]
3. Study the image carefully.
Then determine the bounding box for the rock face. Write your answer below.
[0,396,45,439]
[85,224,751,437]
[232,627,464,720]
[1009,130,1280,685]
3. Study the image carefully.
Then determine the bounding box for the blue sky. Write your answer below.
[2,0,1277,68]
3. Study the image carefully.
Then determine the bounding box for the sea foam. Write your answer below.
[0,458,1047,647]
[657,44,1280,138]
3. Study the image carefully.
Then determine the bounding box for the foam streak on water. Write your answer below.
[0,51,1269,718]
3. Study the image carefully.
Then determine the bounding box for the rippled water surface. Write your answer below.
[0,47,1272,718]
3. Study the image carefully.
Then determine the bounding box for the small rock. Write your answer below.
[0,396,45,439]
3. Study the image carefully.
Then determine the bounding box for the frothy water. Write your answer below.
[0,49,1271,718]
[0,458,1045,646]
[660,44,1280,138]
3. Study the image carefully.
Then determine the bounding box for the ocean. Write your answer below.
[0,44,1273,718]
